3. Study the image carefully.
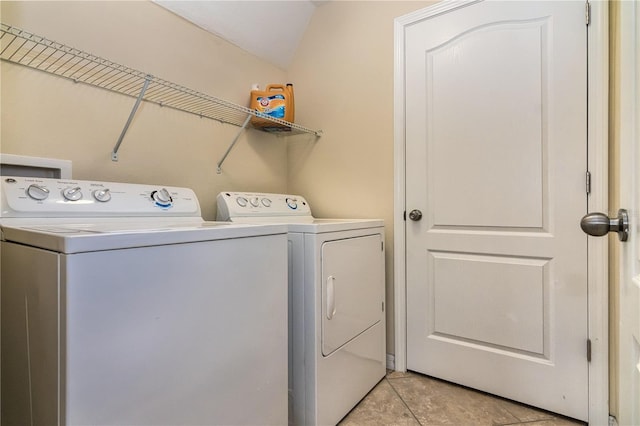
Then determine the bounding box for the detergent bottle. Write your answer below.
[250,83,295,129]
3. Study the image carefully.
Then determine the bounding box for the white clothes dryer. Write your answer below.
[1,176,288,426]
[217,192,386,426]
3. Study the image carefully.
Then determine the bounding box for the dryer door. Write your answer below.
[321,234,383,356]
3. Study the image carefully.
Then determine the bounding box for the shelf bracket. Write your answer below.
[111,74,153,161]
[216,115,252,174]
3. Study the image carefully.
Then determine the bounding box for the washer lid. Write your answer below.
[1,221,287,254]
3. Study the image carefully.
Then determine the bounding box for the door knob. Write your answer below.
[580,209,629,241]
[409,209,423,221]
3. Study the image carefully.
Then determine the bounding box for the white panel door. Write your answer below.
[616,1,640,423]
[405,1,588,420]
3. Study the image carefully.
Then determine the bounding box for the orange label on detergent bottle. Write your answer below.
[255,94,287,119]
[250,84,295,129]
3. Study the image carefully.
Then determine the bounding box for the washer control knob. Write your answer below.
[261,198,272,207]
[93,188,111,202]
[286,197,298,210]
[250,197,260,207]
[26,184,50,200]
[151,188,173,207]
[62,186,83,201]
[236,197,248,207]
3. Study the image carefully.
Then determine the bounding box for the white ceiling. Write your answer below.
[153,1,323,70]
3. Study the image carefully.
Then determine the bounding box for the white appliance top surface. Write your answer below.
[0,177,286,253]
[1,220,286,254]
[225,216,384,233]
[216,192,384,233]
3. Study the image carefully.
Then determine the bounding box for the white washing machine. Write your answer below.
[0,176,288,426]
[217,192,386,426]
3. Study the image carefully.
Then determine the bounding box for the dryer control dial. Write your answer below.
[93,188,111,202]
[62,186,83,201]
[236,197,248,207]
[26,184,50,201]
[250,197,260,207]
[151,188,173,208]
[261,198,272,207]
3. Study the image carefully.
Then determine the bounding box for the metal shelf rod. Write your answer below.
[112,74,152,161]
[217,115,252,174]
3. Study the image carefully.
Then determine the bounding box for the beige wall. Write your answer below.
[1,1,290,220]
[287,1,433,355]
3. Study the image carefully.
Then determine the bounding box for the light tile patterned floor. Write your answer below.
[338,371,586,426]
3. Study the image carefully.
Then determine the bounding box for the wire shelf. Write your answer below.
[0,23,322,165]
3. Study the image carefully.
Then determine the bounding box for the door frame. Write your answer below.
[393,1,609,424]
[615,0,639,423]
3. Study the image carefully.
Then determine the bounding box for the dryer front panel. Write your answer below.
[321,234,383,356]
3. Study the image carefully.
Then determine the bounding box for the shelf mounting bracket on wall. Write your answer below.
[216,115,251,174]
[112,74,152,161]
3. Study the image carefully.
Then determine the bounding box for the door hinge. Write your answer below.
[403,210,407,221]
[586,171,591,195]
[587,339,592,362]
[381,241,384,251]
[585,1,591,26]
[382,301,385,312]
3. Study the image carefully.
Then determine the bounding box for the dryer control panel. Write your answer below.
[1,176,201,218]
[217,192,312,220]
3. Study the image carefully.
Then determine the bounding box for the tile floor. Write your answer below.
[338,370,585,426]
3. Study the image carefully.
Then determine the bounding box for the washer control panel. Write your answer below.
[216,192,312,220]
[1,176,200,218]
